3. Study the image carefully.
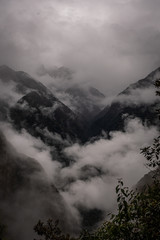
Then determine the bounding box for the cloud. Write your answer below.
[0,80,23,105]
[117,87,159,105]
[0,0,160,95]
[1,122,62,182]
[0,117,158,233]
[59,119,158,214]
[1,117,158,217]
[0,124,83,239]
[102,86,159,107]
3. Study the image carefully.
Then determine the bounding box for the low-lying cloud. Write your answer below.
[0,80,23,105]
[0,123,81,239]
[101,85,159,108]
[0,116,158,235]
[1,122,61,182]
[59,119,158,213]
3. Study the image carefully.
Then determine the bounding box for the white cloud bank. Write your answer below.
[59,119,158,213]
[0,118,158,227]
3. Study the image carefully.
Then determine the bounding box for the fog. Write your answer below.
[59,119,158,213]
[0,123,81,240]
[102,86,159,107]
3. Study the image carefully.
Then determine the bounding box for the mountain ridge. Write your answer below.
[89,67,160,139]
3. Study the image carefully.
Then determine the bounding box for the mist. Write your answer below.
[59,119,158,213]
[0,123,81,240]
[102,86,159,107]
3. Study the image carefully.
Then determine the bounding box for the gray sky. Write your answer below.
[0,0,160,94]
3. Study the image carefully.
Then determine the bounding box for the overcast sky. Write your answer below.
[0,0,160,94]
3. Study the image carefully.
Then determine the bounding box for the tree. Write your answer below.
[34,219,75,240]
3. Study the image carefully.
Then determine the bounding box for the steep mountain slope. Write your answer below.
[10,90,85,142]
[0,130,77,240]
[135,167,160,192]
[38,65,105,121]
[0,65,50,121]
[89,67,160,138]
[0,66,85,143]
[0,65,48,94]
[64,85,105,121]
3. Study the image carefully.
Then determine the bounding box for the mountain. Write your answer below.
[64,85,105,121]
[0,130,77,240]
[135,167,160,192]
[0,64,160,236]
[0,66,85,142]
[1,64,159,143]
[37,65,105,121]
[89,67,160,138]
[10,90,85,142]
[0,65,50,121]
[0,65,48,94]
[46,66,73,80]
[37,65,73,80]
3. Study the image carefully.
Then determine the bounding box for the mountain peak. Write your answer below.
[0,65,13,71]
[146,66,160,80]
[16,70,32,79]
[0,65,15,74]
[89,87,105,98]
[0,65,16,81]
[48,66,73,80]
[120,67,159,96]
